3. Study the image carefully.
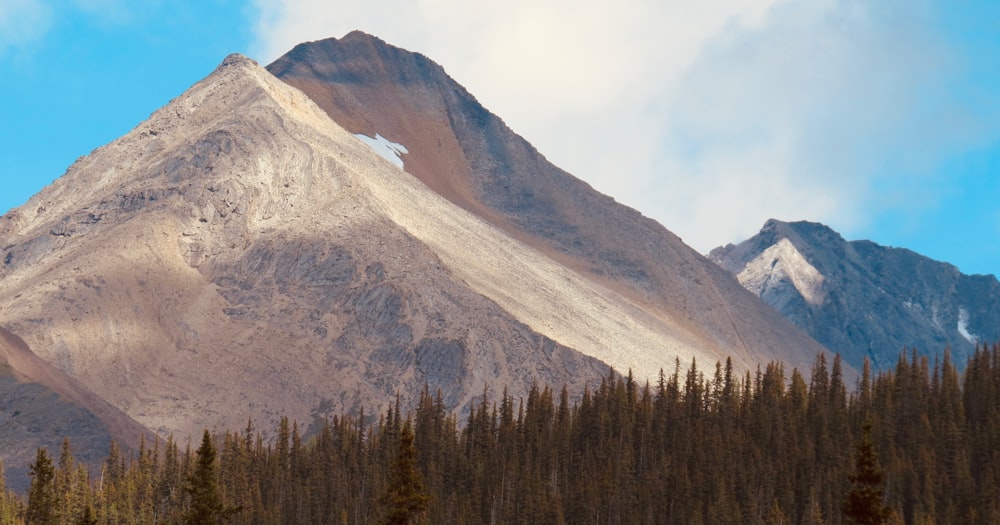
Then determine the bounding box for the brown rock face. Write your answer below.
[268,31,828,374]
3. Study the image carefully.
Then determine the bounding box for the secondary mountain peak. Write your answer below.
[712,220,1000,370]
[762,219,846,246]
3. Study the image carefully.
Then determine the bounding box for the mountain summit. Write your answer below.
[268,31,828,371]
[0,53,615,439]
[1,35,828,447]
[710,219,1000,369]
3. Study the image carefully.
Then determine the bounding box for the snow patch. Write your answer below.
[957,307,979,344]
[737,238,826,306]
[354,133,409,169]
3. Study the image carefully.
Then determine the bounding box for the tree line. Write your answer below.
[2,343,1000,524]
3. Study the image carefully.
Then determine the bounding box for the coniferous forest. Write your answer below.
[3,344,1000,524]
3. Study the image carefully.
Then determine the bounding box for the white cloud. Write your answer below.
[648,0,960,249]
[250,0,995,253]
[0,0,52,56]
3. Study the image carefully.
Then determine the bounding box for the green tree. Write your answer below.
[26,447,57,525]
[842,421,891,525]
[184,430,237,524]
[383,420,430,525]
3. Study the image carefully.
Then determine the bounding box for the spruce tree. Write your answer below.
[842,421,891,524]
[383,420,430,525]
[26,447,57,525]
[184,430,237,524]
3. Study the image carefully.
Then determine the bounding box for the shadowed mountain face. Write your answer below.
[710,219,1000,370]
[267,31,828,375]
[0,327,152,491]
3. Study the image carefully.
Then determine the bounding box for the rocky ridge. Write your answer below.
[0,36,834,456]
[710,219,1000,369]
[0,327,151,490]
[0,50,764,446]
[267,31,829,375]
[0,54,611,440]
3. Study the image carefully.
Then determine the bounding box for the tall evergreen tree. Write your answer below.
[383,420,430,525]
[184,430,237,524]
[26,447,57,525]
[842,421,892,524]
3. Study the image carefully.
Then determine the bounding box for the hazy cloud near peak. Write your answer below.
[251,0,1000,254]
[651,0,961,249]
[0,0,52,56]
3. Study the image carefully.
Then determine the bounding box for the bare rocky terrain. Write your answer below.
[0,327,151,490]
[268,32,828,375]
[710,219,1000,370]
[0,35,832,461]
[0,55,614,441]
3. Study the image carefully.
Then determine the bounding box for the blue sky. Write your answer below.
[2,1,999,277]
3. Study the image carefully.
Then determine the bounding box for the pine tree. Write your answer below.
[842,421,891,525]
[26,447,57,525]
[184,430,237,524]
[383,420,430,525]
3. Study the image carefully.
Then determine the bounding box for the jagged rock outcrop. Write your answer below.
[710,219,1000,369]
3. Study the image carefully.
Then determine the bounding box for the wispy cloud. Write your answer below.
[0,0,155,58]
[651,0,963,248]
[0,0,52,56]
[251,0,1000,254]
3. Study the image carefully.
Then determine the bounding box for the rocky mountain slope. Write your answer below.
[0,54,616,442]
[267,31,827,374]
[0,34,831,453]
[0,327,151,490]
[710,219,1000,369]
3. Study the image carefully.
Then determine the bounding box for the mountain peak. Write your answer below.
[713,219,1000,369]
[218,52,259,69]
[0,33,835,456]
[0,40,619,440]
[341,29,386,44]
[761,219,844,245]
[0,48,341,243]
[267,33,829,378]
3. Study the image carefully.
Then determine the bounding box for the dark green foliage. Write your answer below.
[184,430,237,524]
[382,421,430,524]
[6,343,1000,523]
[842,420,891,524]
[25,448,56,525]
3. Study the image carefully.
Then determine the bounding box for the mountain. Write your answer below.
[0,54,614,443]
[710,219,1000,369]
[0,327,151,490]
[0,34,829,454]
[266,31,827,372]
